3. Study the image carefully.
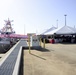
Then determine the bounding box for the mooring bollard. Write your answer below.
[43,38,45,48]
[28,36,31,53]
[40,38,41,46]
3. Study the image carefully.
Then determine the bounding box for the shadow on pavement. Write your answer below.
[61,42,76,45]
[23,46,50,52]
[34,47,50,52]
[30,53,46,60]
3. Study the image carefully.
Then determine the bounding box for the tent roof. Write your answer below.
[44,25,76,35]
[40,26,57,35]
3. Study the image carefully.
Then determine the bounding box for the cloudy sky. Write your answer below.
[0,0,76,34]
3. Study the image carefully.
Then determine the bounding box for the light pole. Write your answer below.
[24,24,26,35]
[57,19,58,28]
[64,14,67,26]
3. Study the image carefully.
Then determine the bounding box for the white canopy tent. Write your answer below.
[44,26,76,35]
[40,26,57,35]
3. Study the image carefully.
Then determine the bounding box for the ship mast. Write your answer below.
[1,18,15,34]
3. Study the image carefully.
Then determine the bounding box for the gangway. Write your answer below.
[0,39,28,75]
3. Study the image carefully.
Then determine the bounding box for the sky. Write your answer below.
[0,0,76,35]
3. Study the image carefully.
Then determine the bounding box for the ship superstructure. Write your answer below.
[0,18,16,53]
[0,18,15,34]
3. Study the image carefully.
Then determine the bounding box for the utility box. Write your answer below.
[30,35,39,47]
